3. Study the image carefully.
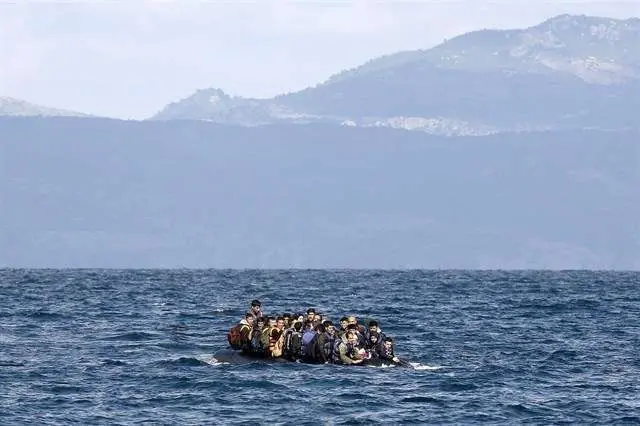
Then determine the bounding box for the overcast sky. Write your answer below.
[1,1,638,119]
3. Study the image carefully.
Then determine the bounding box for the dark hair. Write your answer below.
[315,324,326,333]
[251,299,261,307]
[346,324,358,331]
[245,312,253,319]
[276,316,284,322]
[384,337,393,343]
[256,316,266,323]
[368,320,378,328]
[306,308,316,314]
[293,321,303,331]
[282,313,291,319]
[340,316,349,323]
[322,320,333,327]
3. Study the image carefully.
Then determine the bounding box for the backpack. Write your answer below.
[302,330,317,358]
[227,324,246,350]
[251,328,264,352]
[323,335,336,361]
[288,332,303,358]
[260,327,272,350]
[332,338,344,363]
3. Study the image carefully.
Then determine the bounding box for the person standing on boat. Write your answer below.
[246,299,263,322]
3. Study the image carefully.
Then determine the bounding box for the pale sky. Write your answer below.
[1,1,638,119]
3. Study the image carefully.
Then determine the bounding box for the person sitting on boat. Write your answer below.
[380,337,400,363]
[317,321,337,364]
[307,323,327,363]
[268,316,286,357]
[337,331,365,365]
[364,320,385,357]
[249,316,268,355]
[347,316,366,335]
[305,308,316,325]
[313,312,325,327]
[344,323,366,347]
[282,320,304,361]
[364,331,382,358]
[227,313,254,352]
[246,299,263,322]
[337,316,349,340]
[366,320,385,340]
[282,313,292,329]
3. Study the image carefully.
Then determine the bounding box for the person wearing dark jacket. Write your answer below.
[246,299,263,322]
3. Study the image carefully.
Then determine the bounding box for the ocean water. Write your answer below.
[1,269,638,425]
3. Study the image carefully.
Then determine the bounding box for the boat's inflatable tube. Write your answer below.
[212,349,412,368]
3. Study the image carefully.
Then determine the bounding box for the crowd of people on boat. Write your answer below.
[227,299,400,365]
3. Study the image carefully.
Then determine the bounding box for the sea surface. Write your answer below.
[1,269,639,425]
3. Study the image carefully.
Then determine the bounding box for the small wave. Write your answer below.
[366,363,397,369]
[400,396,443,404]
[0,360,26,367]
[410,362,443,371]
[25,310,66,320]
[50,385,85,395]
[100,332,159,341]
[101,359,127,366]
[544,349,581,363]
[199,354,228,365]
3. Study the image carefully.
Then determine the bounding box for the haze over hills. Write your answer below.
[1,116,638,269]
[153,14,640,135]
[1,13,638,269]
[0,97,91,118]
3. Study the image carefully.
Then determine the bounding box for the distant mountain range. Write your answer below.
[2,14,639,135]
[151,14,640,135]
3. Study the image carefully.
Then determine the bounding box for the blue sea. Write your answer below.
[1,269,638,424]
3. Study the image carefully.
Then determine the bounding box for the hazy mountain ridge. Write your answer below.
[152,14,640,135]
[0,97,92,118]
[333,14,640,83]
[1,116,637,268]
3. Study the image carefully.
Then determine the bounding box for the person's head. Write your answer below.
[383,337,393,350]
[250,299,261,313]
[346,323,358,332]
[314,312,323,322]
[340,317,349,330]
[326,323,336,335]
[245,313,254,325]
[369,332,379,344]
[347,316,357,326]
[346,331,358,344]
[315,323,326,333]
[276,316,285,329]
[282,313,291,327]
[255,317,266,329]
[293,321,303,332]
[295,313,304,323]
[306,308,316,321]
[368,320,378,332]
[267,316,276,327]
